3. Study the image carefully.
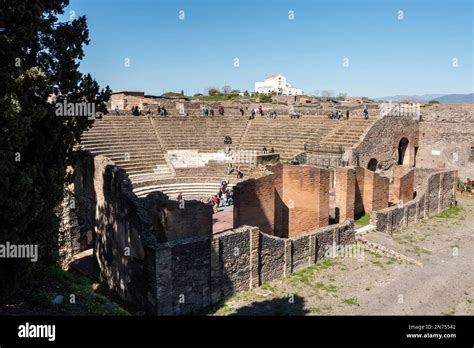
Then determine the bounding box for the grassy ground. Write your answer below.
[355,213,370,227]
[0,265,129,315]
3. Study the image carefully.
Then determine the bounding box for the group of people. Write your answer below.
[289,111,302,119]
[329,110,346,120]
[114,105,142,116]
[262,146,275,154]
[225,163,244,179]
[212,180,234,214]
[328,107,369,120]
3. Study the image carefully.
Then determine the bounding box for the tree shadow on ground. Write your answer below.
[229,295,310,316]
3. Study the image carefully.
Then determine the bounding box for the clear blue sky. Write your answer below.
[64,0,473,97]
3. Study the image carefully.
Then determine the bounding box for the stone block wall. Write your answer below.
[371,169,456,233]
[90,154,214,311]
[416,105,474,181]
[148,221,354,315]
[58,151,97,267]
[351,114,419,170]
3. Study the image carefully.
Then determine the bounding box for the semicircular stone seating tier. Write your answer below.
[79,115,374,199]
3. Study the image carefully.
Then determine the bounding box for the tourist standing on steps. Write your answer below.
[237,167,243,179]
[114,105,120,115]
[258,105,263,116]
[239,107,244,116]
[226,162,234,175]
[346,110,350,120]
[363,107,369,120]
[157,105,161,115]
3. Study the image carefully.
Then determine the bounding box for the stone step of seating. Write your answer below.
[132,176,236,189]
[128,172,175,183]
[134,182,235,198]
[86,145,164,154]
[88,151,166,161]
[81,132,157,140]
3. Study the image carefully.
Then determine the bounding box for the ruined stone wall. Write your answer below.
[93,155,156,309]
[150,221,354,315]
[58,151,97,267]
[416,105,474,181]
[371,169,456,233]
[351,114,419,170]
[79,152,355,315]
[88,154,212,311]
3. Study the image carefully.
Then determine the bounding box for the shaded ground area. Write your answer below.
[0,265,129,315]
[210,195,474,316]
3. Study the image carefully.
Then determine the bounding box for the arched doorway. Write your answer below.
[367,158,378,172]
[398,138,409,165]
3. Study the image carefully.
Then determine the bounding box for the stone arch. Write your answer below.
[398,137,410,165]
[367,158,378,172]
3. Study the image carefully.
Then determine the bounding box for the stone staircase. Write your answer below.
[238,115,340,161]
[319,118,375,147]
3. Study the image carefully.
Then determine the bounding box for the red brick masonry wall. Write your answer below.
[234,164,330,237]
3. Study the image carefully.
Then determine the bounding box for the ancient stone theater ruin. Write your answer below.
[58,95,468,315]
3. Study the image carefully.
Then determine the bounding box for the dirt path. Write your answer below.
[211,196,474,316]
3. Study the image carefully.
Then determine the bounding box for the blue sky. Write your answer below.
[64,0,473,97]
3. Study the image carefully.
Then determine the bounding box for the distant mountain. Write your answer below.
[374,94,444,102]
[434,93,474,104]
[373,93,473,104]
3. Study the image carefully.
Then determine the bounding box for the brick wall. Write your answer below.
[234,164,330,238]
[335,167,356,222]
[363,169,389,212]
[354,166,366,217]
[233,164,283,235]
[391,166,415,203]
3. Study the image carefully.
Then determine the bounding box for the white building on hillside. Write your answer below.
[254,74,304,95]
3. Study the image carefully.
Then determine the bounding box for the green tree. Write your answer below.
[207,88,220,96]
[0,0,111,296]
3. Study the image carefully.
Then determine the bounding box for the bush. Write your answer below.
[208,88,220,96]
[161,91,182,97]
